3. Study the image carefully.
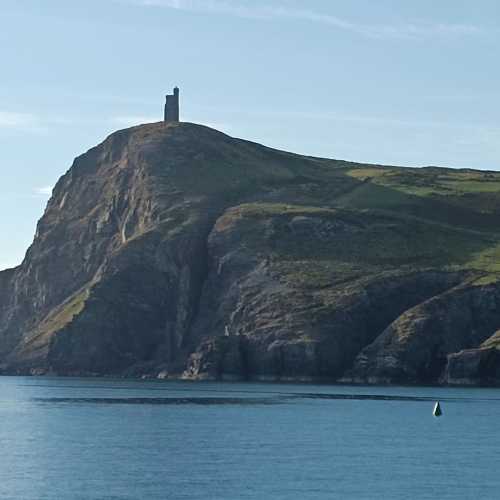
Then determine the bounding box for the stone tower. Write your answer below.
[164,87,180,122]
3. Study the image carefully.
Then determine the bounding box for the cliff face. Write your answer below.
[344,284,500,385]
[2,121,500,385]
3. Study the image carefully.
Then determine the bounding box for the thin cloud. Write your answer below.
[121,0,485,40]
[197,104,492,132]
[34,186,53,196]
[0,111,71,133]
[0,111,39,130]
[110,115,159,127]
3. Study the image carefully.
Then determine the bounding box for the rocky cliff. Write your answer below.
[2,122,500,385]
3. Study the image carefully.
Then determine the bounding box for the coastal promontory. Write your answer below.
[2,122,500,385]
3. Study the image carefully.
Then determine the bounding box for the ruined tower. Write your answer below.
[164,87,180,122]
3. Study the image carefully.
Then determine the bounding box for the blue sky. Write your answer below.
[2,0,500,269]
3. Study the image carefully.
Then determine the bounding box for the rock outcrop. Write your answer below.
[344,284,500,384]
[1,121,500,385]
[443,330,500,385]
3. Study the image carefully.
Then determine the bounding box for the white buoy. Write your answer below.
[433,401,442,417]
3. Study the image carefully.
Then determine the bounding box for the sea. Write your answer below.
[1,376,499,500]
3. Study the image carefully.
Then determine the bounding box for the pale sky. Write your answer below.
[2,0,500,269]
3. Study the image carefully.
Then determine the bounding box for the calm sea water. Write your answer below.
[1,377,499,499]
